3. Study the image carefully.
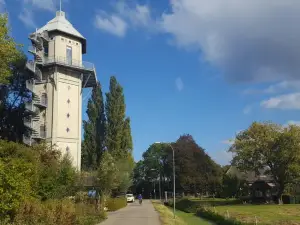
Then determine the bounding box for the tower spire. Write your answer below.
[60,0,62,12]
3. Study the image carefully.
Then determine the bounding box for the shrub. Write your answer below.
[12,199,76,225]
[0,141,39,220]
[75,203,107,225]
[5,199,106,225]
[106,198,127,211]
[197,208,247,225]
[169,198,242,213]
[75,191,89,203]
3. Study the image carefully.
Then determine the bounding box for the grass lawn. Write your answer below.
[174,209,214,225]
[152,200,214,225]
[152,201,186,225]
[189,198,238,203]
[214,204,300,225]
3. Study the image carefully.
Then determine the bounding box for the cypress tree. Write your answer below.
[121,117,133,155]
[105,76,126,157]
[81,81,106,170]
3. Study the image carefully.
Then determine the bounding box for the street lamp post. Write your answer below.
[155,142,176,219]
[150,169,161,201]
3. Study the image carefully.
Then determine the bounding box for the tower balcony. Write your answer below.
[31,124,47,139]
[28,47,44,65]
[26,60,43,81]
[29,35,43,51]
[43,56,97,88]
[23,135,32,146]
[25,101,35,112]
[44,56,95,71]
[24,117,32,128]
[33,93,48,108]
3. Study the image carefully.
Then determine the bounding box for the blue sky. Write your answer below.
[3,0,300,165]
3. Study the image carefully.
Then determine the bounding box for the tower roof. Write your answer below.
[36,11,87,53]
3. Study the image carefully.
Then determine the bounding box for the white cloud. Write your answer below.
[261,93,300,110]
[221,140,234,145]
[243,105,252,115]
[286,120,300,126]
[19,9,36,29]
[159,0,300,82]
[211,150,233,165]
[175,77,184,91]
[94,12,127,37]
[23,0,56,12]
[115,2,152,28]
[244,80,300,95]
[94,2,153,37]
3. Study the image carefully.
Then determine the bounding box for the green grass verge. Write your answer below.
[174,209,214,225]
[169,198,242,213]
[201,204,300,225]
[152,201,186,225]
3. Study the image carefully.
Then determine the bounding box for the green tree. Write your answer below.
[115,156,134,194]
[172,135,222,195]
[0,14,22,84]
[120,117,133,154]
[105,76,134,194]
[230,122,300,203]
[0,142,38,220]
[82,81,106,170]
[105,76,126,157]
[0,54,31,142]
[96,151,119,200]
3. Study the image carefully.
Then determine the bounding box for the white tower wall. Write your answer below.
[24,11,97,171]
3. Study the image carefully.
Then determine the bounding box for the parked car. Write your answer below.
[126,194,135,203]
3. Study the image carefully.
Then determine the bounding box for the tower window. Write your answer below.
[67,113,70,118]
[66,46,72,65]
[66,146,70,152]
[41,93,47,106]
[66,127,70,133]
[67,99,70,104]
[44,46,48,56]
[61,38,64,41]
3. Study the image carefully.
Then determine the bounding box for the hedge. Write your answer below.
[1,199,107,225]
[197,208,248,225]
[169,198,242,213]
[106,198,127,211]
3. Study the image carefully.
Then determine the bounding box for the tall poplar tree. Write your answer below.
[121,117,133,154]
[105,76,134,193]
[105,76,126,157]
[81,81,106,170]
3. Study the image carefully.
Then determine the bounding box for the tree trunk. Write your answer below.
[277,185,284,205]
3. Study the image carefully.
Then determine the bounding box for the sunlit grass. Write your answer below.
[152,201,214,225]
[214,204,300,225]
[174,209,214,225]
[152,201,186,225]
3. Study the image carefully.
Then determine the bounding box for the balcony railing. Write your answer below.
[24,118,32,128]
[23,135,32,146]
[26,79,34,92]
[44,56,95,71]
[31,124,46,139]
[25,101,34,112]
[28,46,36,53]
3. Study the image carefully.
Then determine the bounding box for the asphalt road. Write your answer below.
[99,200,161,225]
